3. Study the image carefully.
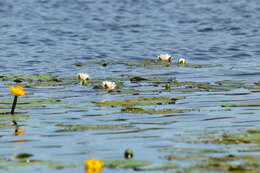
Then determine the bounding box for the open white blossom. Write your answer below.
[101,81,117,90]
[157,54,172,62]
[178,58,186,64]
[77,73,90,81]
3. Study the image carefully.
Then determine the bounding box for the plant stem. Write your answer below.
[11,96,18,115]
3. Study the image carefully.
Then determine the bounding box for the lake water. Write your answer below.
[0,0,260,172]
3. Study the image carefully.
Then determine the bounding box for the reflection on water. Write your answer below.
[13,127,25,136]
[0,0,260,172]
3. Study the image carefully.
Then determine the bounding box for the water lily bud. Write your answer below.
[178,58,186,64]
[165,83,171,90]
[124,149,134,159]
[101,81,117,90]
[157,54,172,62]
[77,73,90,81]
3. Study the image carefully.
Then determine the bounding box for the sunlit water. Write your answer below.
[0,0,260,172]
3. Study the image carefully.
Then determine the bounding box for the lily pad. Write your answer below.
[0,114,29,121]
[55,124,132,132]
[93,96,185,107]
[0,74,57,80]
[121,107,186,114]
[0,159,80,170]
[221,103,260,107]
[0,98,66,108]
[105,160,152,169]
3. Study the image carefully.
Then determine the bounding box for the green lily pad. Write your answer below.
[121,107,186,114]
[0,98,66,108]
[55,124,132,132]
[0,159,80,170]
[0,114,29,121]
[105,160,152,169]
[221,103,260,107]
[93,96,185,107]
[0,74,57,80]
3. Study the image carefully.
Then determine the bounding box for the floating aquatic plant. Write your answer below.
[101,81,117,90]
[178,58,186,64]
[157,54,172,62]
[77,73,90,85]
[124,149,134,159]
[10,86,25,115]
[85,159,104,173]
[93,96,185,107]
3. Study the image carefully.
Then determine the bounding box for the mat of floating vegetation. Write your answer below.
[105,160,152,169]
[0,158,80,170]
[0,74,57,80]
[222,103,260,107]
[121,107,186,114]
[55,124,133,132]
[0,74,76,87]
[105,160,179,171]
[0,114,29,122]
[0,109,27,114]
[90,60,223,69]
[163,153,260,172]
[201,130,260,144]
[0,98,66,108]
[93,96,185,107]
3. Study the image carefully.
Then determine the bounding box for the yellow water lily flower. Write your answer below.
[157,54,172,62]
[178,58,186,64]
[85,159,104,173]
[10,86,26,96]
[101,81,117,90]
[77,73,90,80]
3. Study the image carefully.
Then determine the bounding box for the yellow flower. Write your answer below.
[10,86,26,96]
[85,159,104,173]
[157,54,172,62]
[178,58,186,64]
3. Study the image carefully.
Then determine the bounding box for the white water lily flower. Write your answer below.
[157,54,172,62]
[102,81,117,90]
[178,58,186,64]
[77,73,90,80]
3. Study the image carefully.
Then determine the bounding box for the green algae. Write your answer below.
[105,160,152,169]
[93,96,185,107]
[55,124,132,132]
